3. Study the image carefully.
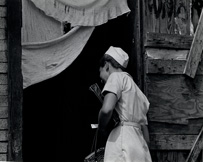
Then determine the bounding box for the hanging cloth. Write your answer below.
[22,26,95,89]
[30,0,130,26]
[22,0,63,43]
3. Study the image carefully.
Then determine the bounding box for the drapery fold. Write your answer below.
[30,0,130,26]
[22,26,95,89]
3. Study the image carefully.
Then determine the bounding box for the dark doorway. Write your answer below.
[23,14,133,162]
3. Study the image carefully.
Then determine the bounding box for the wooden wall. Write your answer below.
[0,0,8,161]
[145,33,203,162]
[144,0,191,35]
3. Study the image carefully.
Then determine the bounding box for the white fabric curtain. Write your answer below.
[30,0,130,26]
[22,26,95,89]
[22,0,130,88]
[22,0,63,43]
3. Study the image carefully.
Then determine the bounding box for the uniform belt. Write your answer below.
[119,121,141,129]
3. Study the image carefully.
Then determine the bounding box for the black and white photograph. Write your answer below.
[1,0,203,161]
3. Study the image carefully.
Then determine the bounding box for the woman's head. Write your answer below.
[99,46,129,82]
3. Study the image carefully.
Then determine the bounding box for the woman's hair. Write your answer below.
[99,54,126,71]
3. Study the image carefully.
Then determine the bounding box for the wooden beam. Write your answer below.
[184,9,203,78]
[186,126,203,162]
[150,134,197,150]
[7,0,23,161]
[145,33,193,49]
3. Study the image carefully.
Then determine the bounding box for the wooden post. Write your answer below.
[184,9,203,78]
[7,0,23,161]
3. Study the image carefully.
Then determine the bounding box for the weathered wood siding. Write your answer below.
[0,0,8,161]
[145,33,203,162]
[144,0,191,35]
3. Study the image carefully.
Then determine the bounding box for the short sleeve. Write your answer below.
[102,73,122,99]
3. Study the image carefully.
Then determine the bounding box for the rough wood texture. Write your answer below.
[184,10,203,78]
[146,59,186,74]
[145,33,193,49]
[144,0,190,35]
[7,0,23,160]
[149,119,203,135]
[146,48,188,60]
[186,126,203,162]
[147,75,203,124]
[150,134,196,150]
[150,151,189,162]
[146,59,203,75]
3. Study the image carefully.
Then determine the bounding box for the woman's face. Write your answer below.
[99,63,109,83]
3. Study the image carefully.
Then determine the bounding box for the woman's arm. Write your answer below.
[141,124,150,146]
[98,92,117,132]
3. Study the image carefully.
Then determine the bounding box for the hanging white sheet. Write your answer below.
[30,0,130,26]
[22,0,63,43]
[22,26,95,89]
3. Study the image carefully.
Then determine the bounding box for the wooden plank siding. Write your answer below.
[0,0,8,161]
[144,0,191,35]
[144,34,203,161]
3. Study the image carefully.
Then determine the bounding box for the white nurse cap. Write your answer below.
[105,46,129,68]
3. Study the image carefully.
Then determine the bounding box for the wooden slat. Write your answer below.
[184,10,203,78]
[145,33,193,49]
[149,119,203,135]
[146,59,186,74]
[186,126,203,162]
[150,134,196,150]
[146,48,188,60]
[150,151,188,162]
[147,75,203,124]
[146,59,203,75]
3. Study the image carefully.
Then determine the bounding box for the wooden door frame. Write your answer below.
[128,0,145,91]
[7,0,23,160]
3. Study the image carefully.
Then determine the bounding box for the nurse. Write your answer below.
[98,46,152,162]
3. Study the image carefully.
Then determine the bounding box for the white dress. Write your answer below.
[102,72,152,162]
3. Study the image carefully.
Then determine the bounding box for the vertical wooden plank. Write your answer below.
[184,10,203,78]
[186,126,203,162]
[7,0,23,161]
[127,0,144,90]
